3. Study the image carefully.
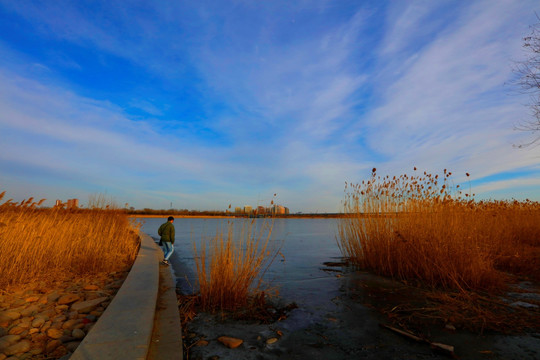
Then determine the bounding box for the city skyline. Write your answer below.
[1,1,539,212]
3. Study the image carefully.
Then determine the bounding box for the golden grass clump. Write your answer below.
[338,169,540,292]
[193,219,278,312]
[0,191,140,290]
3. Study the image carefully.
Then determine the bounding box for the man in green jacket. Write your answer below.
[158,216,175,265]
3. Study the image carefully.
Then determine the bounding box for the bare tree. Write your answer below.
[513,16,540,148]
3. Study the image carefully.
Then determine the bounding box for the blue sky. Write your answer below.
[0,0,539,212]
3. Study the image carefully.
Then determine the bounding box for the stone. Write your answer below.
[59,335,75,343]
[83,323,94,333]
[3,340,31,356]
[29,347,43,355]
[38,295,48,305]
[85,314,97,322]
[68,311,78,319]
[25,296,39,303]
[72,328,85,339]
[52,315,67,323]
[0,311,21,322]
[217,336,243,349]
[57,294,80,305]
[65,341,81,352]
[0,327,6,337]
[445,324,456,331]
[49,344,68,358]
[8,326,25,335]
[47,292,60,303]
[21,305,40,317]
[32,317,45,328]
[195,339,209,346]
[17,319,31,329]
[266,337,278,344]
[55,305,69,312]
[0,335,21,351]
[41,320,52,333]
[62,319,81,330]
[28,328,39,335]
[46,328,63,339]
[46,339,61,353]
[83,284,99,291]
[71,297,108,314]
[0,355,5,360]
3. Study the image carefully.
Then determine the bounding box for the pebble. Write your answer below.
[71,296,108,313]
[8,326,25,335]
[46,328,64,339]
[46,339,62,353]
[3,340,31,356]
[0,311,21,322]
[21,305,40,317]
[72,328,85,339]
[65,340,81,352]
[195,339,209,346]
[0,272,125,359]
[55,305,69,312]
[32,317,46,328]
[57,294,81,305]
[266,337,278,344]
[47,292,60,303]
[217,336,243,349]
[62,318,81,330]
[0,335,21,351]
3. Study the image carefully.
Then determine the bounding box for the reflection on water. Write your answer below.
[138,217,343,311]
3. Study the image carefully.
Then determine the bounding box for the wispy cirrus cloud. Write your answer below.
[0,0,539,211]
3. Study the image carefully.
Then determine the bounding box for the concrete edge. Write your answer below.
[71,232,160,360]
[147,259,184,359]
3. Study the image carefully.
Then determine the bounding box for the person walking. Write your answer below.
[158,216,175,265]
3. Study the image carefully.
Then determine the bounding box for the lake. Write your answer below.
[138,217,344,314]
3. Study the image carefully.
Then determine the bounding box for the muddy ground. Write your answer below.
[181,270,540,360]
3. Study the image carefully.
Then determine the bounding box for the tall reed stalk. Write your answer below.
[0,191,140,290]
[193,218,277,312]
[338,169,540,292]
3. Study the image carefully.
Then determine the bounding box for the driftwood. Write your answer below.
[380,324,457,358]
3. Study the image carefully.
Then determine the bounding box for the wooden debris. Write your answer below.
[380,323,456,358]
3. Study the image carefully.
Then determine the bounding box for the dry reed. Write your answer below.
[193,218,278,312]
[338,168,540,292]
[0,191,140,290]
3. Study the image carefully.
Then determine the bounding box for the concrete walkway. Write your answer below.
[71,232,183,359]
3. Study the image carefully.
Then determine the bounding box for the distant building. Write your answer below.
[284,207,290,215]
[235,207,243,214]
[243,205,253,215]
[256,206,266,215]
[66,199,79,209]
[55,200,62,207]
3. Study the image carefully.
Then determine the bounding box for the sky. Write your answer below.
[0,0,539,212]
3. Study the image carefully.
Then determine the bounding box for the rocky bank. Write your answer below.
[0,271,128,359]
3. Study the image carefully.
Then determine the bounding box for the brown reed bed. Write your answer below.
[193,218,280,313]
[337,169,540,333]
[338,168,540,292]
[0,191,140,291]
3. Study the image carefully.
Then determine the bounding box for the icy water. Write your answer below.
[137,217,540,360]
[138,217,343,310]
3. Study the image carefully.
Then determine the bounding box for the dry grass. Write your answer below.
[193,218,279,312]
[0,191,140,290]
[338,168,540,293]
